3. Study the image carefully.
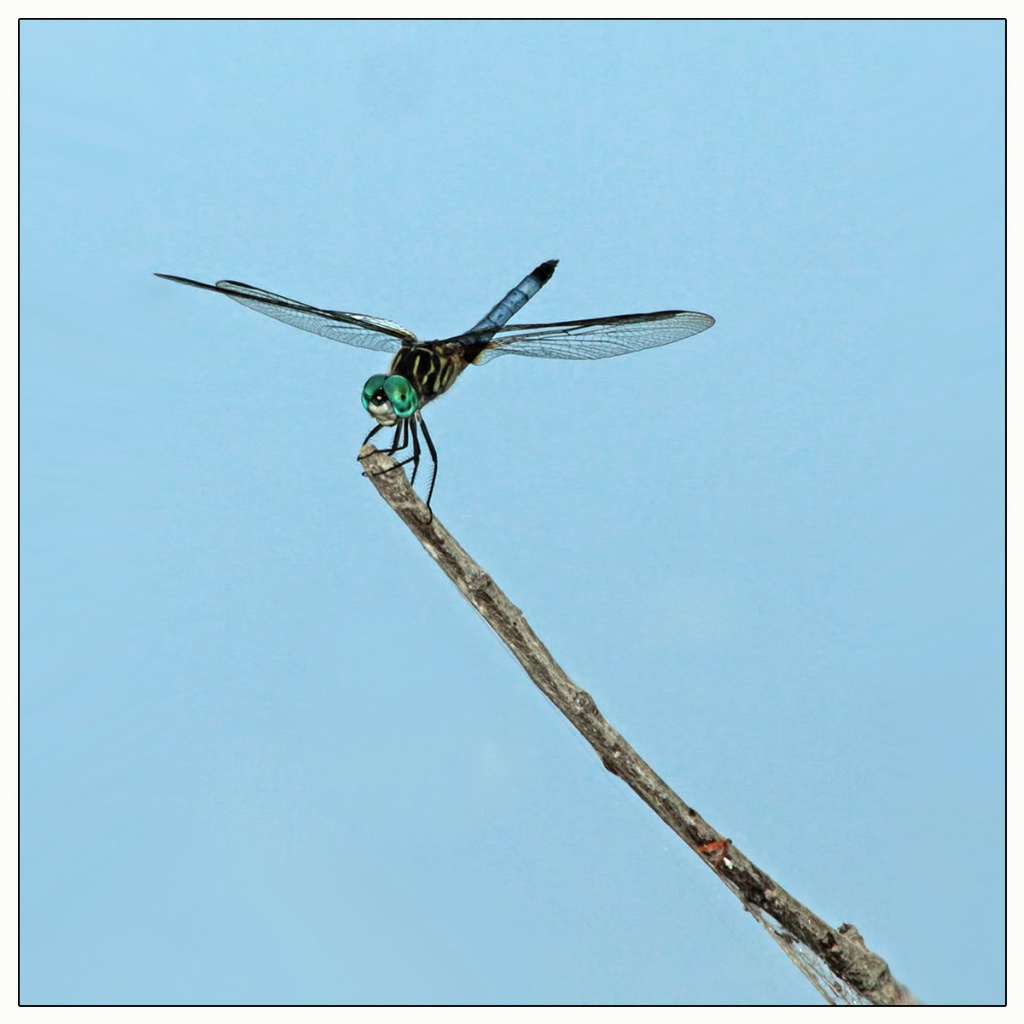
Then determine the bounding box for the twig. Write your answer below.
[359,444,917,1006]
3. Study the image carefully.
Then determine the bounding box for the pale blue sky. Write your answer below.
[21,19,1004,1005]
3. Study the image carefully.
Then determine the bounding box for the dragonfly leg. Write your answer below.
[361,422,385,447]
[362,421,410,462]
[360,416,435,512]
[379,421,414,468]
[386,420,410,459]
[418,415,439,510]
[358,423,386,478]
[404,417,422,487]
[374,419,422,494]
[363,421,408,481]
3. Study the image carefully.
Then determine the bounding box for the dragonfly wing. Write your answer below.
[469,310,715,363]
[155,274,414,354]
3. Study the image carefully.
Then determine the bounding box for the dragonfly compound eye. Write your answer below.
[361,374,389,411]
[383,375,418,418]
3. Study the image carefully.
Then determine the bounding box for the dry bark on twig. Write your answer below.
[359,444,917,1006]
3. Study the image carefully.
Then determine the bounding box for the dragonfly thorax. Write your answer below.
[389,344,467,405]
[361,373,419,426]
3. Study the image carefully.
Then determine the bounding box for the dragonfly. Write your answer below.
[155,260,714,508]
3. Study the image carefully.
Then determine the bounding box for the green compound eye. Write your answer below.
[361,374,418,418]
[361,374,389,411]
[382,375,418,418]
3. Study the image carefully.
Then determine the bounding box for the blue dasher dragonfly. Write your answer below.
[155,260,714,508]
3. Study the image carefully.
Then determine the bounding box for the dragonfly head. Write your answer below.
[361,374,419,426]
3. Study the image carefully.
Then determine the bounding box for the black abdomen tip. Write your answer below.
[534,259,559,282]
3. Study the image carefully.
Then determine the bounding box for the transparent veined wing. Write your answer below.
[469,310,715,363]
[154,274,416,354]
